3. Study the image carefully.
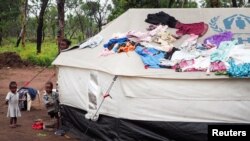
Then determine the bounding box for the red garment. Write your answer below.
[175,22,208,37]
[32,121,43,130]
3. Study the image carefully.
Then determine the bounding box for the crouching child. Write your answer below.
[43,81,60,129]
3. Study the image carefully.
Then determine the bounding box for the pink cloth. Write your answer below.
[175,22,208,37]
[172,60,197,72]
[210,61,227,72]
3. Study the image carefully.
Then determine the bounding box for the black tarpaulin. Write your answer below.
[60,105,208,141]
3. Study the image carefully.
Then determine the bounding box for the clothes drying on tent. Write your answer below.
[203,31,233,47]
[145,11,208,37]
[145,11,178,28]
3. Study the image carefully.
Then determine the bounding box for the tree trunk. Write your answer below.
[93,12,102,32]
[97,16,102,32]
[168,0,175,8]
[43,27,45,41]
[75,9,85,39]
[57,0,65,54]
[0,17,2,46]
[155,0,160,7]
[69,29,76,40]
[211,0,220,7]
[238,0,244,6]
[0,31,2,46]
[36,0,49,54]
[232,0,237,7]
[21,0,28,48]
[16,0,28,48]
[16,29,23,47]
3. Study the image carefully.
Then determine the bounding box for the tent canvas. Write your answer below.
[53,8,250,141]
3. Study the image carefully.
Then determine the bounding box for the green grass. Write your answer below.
[0,39,58,67]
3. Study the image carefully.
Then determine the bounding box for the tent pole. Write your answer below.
[84,75,118,135]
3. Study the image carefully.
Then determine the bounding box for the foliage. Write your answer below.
[108,0,198,21]
[0,0,20,37]
[83,0,112,32]
[44,6,58,38]
[200,0,249,7]
[65,0,98,40]
[0,39,58,66]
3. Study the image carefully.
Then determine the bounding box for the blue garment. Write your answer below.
[195,43,208,50]
[135,46,166,68]
[18,87,38,100]
[103,37,128,48]
[227,58,250,78]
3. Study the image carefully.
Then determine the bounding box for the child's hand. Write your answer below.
[46,102,54,106]
[5,100,8,105]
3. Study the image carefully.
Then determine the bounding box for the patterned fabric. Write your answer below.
[227,58,250,78]
[135,46,166,68]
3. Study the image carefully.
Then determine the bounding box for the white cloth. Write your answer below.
[5,92,21,117]
[228,44,250,64]
[27,94,32,111]
[171,50,198,62]
[79,35,103,49]
[182,56,210,71]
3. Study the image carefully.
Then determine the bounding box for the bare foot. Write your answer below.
[9,125,16,128]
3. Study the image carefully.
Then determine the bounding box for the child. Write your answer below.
[43,81,60,129]
[5,81,21,128]
[59,38,71,52]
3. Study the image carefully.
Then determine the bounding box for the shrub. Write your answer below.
[0,39,58,67]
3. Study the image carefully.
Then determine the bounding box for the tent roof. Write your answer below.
[52,8,249,79]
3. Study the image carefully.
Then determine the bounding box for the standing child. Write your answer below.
[43,81,60,129]
[5,81,21,128]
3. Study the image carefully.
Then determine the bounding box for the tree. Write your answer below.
[108,0,198,21]
[109,0,163,21]
[85,0,112,32]
[168,0,175,7]
[36,0,49,54]
[44,6,57,38]
[0,0,20,46]
[57,0,65,54]
[210,0,220,7]
[66,0,87,39]
[232,0,237,7]
[247,0,250,7]
[16,0,28,47]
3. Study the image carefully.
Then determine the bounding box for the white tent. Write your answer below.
[53,8,250,141]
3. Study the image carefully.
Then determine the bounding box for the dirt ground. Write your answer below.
[0,66,80,141]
